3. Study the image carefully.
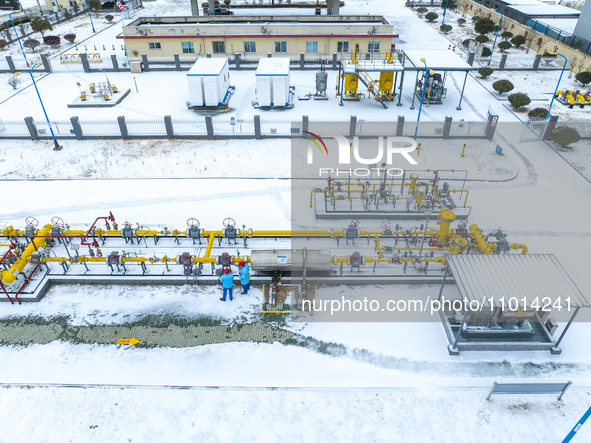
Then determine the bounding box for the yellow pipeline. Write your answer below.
[565,94,575,105]
[510,243,528,254]
[435,209,455,243]
[0,226,24,237]
[1,224,52,284]
[409,173,419,195]
[204,234,216,259]
[577,94,586,105]
[469,224,495,254]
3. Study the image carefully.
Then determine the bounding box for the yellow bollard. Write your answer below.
[417,143,421,156]
[461,143,466,157]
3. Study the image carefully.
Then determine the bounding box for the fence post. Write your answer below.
[443,116,452,139]
[80,53,91,73]
[300,52,305,69]
[349,115,357,137]
[70,116,83,140]
[467,52,475,66]
[6,56,15,72]
[164,115,174,138]
[111,54,119,72]
[542,115,559,140]
[3,30,10,42]
[142,54,149,72]
[24,116,38,140]
[302,115,309,133]
[485,113,498,140]
[207,53,211,58]
[254,115,261,139]
[499,54,507,70]
[117,116,129,139]
[174,53,181,71]
[205,115,214,137]
[396,115,404,136]
[267,52,272,58]
[332,52,337,70]
[533,53,541,71]
[40,53,52,73]
[235,53,241,71]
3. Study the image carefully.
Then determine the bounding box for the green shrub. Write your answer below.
[481,47,491,57]
[461,38,471,48]
[478,67,493,78]
[575,71,591,86]
[457,18,466,26]
[440,24,452,33]
[498,41,512,53]
[475,34,489,44]
[425,12,439,22]
[492,79,514,94]
[510,35,525,48]
[64,33,76,43]
[508,92,531,109]
[105,14,114,23]
[527,107,547,119]
[550,126,581,147]
[474,17,496,34]
[501,31,513,40]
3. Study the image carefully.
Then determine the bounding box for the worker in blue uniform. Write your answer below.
[239,261,250,294]
[220,267,234,301]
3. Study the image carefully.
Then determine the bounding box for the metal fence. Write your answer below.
[0,115,497,140]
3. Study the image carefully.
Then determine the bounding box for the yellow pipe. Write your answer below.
[41,257,69,263]
[435,208,455,243]
[469,224,495,254]
[204,234,216,259]
[1,224,52,284]
[61,230,89,235]
[566,94,575,105]
[510,243,528,255]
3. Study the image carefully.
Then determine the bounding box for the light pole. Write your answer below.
[442,0,450,26]
[17,62,62,150]
[9,10,29,67]
[83,0,96,32]
[545,52,568,120]
[414,58,428,140]
[488,10,504,66]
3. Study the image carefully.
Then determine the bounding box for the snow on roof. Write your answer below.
[499,0,541,5]
[530,18,578,34]
[445,254,590,309]
[256,58,290,76]
[187,58,228,76]
[509,3,580,15]
[403,50,472,71]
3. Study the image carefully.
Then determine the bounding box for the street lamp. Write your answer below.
[15,62,62,151]
[9,10,29,67]
[545,52,568,120]
[442,0,450,26]
[414,58,428,140]
[83,0,96,32]
[488,10,504,67]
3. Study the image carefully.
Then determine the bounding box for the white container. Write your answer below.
[255,58,290,107]
[187,58,231,107]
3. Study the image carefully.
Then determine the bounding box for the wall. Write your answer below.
[122,36,394,60]
[457,0,591,72]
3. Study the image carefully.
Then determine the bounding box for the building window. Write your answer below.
[368,41,380,52]
[306,41,318,53]
[148,42,161,50]
[244,41,256,53]
[182,41,195,54]
[337,41,349,53]
[275,41,287,53]
[212,41,226,54]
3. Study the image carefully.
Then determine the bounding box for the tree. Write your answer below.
[478,67,493,78]
[475,34,489,44]
[7,75,20,89]
[474,17,496,34]
[501,31,513,40]
[23,38,40,52]
[462,38,471,49]
[440,24,452,33]
[508,92,531,109]
[0,39,7,50]
[105,14,114,23]
[64,33,76,43]
[88,0,101,17]
[457,18,466,26]
[492,79,514,94]
[510,35,525,48]
[43,35,60,46]
[575,71,591,86]
[440,0,457,9]
[550,126,581,148]
[498,41,512,53]
[425,12,438,22]
[527,107,548,119]
[481,47,491,57]
[30,17,53,37]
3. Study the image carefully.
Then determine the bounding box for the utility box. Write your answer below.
[187,58,232,108]
[130,61,143,73]
[255,57,291,107]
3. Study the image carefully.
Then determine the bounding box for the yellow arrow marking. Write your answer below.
[117,338,140,345]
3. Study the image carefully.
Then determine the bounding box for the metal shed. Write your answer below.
[438,254,590,355]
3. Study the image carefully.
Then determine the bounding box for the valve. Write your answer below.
[218,252,233,267]
[107,251,119,265]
